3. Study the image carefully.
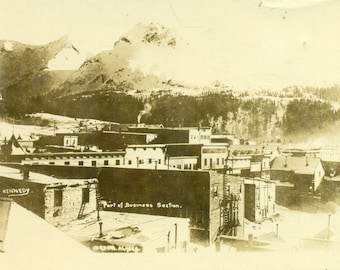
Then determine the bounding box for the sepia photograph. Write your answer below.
[1,0,340,269]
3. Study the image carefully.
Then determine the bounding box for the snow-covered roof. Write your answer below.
[271,156,322,175]
[1,202,90,263]
[0,165,96,186]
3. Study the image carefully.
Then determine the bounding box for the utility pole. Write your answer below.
[327,214,331,240]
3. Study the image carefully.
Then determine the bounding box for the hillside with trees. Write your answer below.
[4,87,339,144]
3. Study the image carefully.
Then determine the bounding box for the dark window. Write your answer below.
[49,162,55,165]
[91,160,97,167]
[54,190,63,207]
[213,184,218,196]
[217,158,219,165]
[128,160,132,165]
[78,161,84,166]
[82,188,90,203]
[158,159,161,164]
[148,159,152,164]
[64,161,70,165]
[204,159,207,166]
[115,160,120,166]
[196,210,203,224]
[104,160,109,166]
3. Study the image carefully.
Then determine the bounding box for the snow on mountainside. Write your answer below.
[55,23,189,96]
[0,36,79,93]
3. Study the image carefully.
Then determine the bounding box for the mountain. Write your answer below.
[55,22,179,96]
[0,36,79,116]
[0,36,78,93]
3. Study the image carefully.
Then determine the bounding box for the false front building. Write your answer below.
[97,167,244,246]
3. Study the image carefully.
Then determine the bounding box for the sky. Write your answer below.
[0,0,340,91]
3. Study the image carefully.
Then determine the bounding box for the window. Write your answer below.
[184,164,189,170]
[78,161,84,166]
[49,162,55,165]
[115,160,120,166]
[196,210,203,224]
[213,184,219,196]
[54,190,63,207]
[82,188,90,203]
[91,160,97,167]
[217,158,219,165]
[128,160,132,165]
[104,160,109,166]
[64,161,70,165]
[204,159,207,166]
[158,159,161,164]
[148,159,152,164]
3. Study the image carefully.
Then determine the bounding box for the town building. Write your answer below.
[270,156,324,193]
[243,178,276,223]
[319,160,340,203]
[97,167,245,246]
[21,151,126,168]
[270,156,325,206]
[124,144,166,169]
[128,125,212,145]
[201,144,228,171]
[0,165,98,226]
[226,144,277,178]
[165,144,201,170]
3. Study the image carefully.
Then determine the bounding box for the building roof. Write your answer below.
[126,144,166,148]
[1,202,91,267]
[229,144,280,156]
[271,156,322,175]
[0,165,97,186]
[228,145,264,156]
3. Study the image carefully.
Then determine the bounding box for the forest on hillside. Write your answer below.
[2,88,340,142]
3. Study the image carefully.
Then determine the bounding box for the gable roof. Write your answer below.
[271,156,322,175]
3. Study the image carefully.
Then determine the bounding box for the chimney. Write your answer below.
[22,164,30,181]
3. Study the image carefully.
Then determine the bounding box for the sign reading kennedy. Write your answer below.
[1,187,30,197]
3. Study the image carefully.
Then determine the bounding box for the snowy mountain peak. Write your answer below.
[115,22,176,48]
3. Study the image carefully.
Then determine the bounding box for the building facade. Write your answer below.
[0,165,97,226]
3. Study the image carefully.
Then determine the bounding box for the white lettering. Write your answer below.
[2,188,30,197]
[91,245,142,253]
[157,202,182,209]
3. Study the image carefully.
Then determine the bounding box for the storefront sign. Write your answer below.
[102,201,182,209]
[1,188,30,197]
[89,240,143,253]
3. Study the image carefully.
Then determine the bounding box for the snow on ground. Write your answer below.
[2,203,340,270]
[0,113,113,139]
[0,120,51,138]
[242,204,340,251]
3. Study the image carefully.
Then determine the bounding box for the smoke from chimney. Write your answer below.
[137,103,152,124]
